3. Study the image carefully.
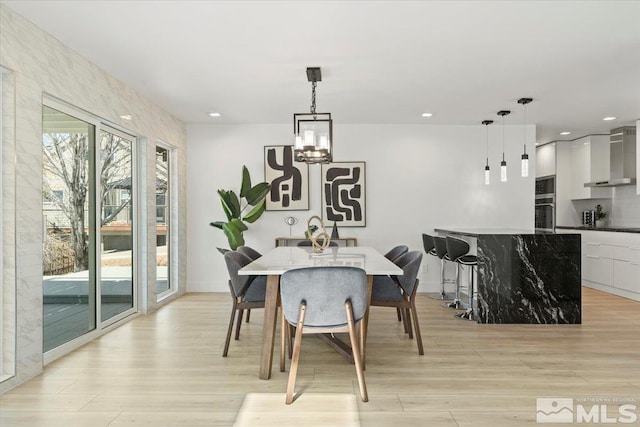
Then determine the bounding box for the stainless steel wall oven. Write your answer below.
[535,176,555,232]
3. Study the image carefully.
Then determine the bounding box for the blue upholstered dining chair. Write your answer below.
[279,266,369,404]
[236,246,263,323]
[384,245,409,262]
[222,251,266,357]
[370,251,424,355]
[378,245,409,322]
[237,245,262,261]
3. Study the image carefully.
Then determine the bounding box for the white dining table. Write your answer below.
[239,246,402,380]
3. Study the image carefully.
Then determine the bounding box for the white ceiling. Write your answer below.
[4,0,640,144]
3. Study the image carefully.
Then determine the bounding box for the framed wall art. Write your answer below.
[321,162,366,227]
[264,145,309,211]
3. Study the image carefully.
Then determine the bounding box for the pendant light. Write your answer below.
[518,97,532,177]
[293,67,333,164]
[497,110,510,182]
[482,120,493,185]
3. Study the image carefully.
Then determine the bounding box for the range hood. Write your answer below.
[584,126,637,187]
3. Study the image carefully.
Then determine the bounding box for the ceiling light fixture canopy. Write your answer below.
[482,120,493,185]
[497,110,510,182]
[294,67,333,164]
[518,97,532,178]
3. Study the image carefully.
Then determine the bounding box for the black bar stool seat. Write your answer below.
[445,236,478,321]
[424,234,454,300]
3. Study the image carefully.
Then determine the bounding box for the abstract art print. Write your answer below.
[321,162,366,227]
[264,145,309,211]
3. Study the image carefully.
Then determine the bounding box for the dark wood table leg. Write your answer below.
[259,274,280,380]
[360,275,373,369]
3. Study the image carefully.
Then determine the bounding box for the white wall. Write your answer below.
[187,123,535,292]
[0,5,187,392]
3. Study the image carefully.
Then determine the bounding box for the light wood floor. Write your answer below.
[1,288,639,426]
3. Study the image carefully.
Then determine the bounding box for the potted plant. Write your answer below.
[594,204,607,228]
[210,166,270,254]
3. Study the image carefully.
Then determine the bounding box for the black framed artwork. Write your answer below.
[264,145,309,211]
[321,162,366,227]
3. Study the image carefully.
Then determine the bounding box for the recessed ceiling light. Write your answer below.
[208,112,222,117]
[603,116,616,121]
[119,114,132,120]
[560,131,571,136]
[535,142,539,146]
[421,113,433,117]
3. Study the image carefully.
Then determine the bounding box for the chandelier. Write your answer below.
[294,67,333,164]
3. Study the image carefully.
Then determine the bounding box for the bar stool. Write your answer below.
[445,236,478,321]
[432,236,459,307]
[424,234,454,300]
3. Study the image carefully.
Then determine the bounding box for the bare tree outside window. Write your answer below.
[43,130,90,272]
[42,117,132,272]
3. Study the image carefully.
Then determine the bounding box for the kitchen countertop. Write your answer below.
[434,227,549,238]
[432,228,582,324]
[555,225,640,234]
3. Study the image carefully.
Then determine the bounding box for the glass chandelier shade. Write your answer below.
[501,157,507,182]
[521,152,529,177]
[293,112,332,164]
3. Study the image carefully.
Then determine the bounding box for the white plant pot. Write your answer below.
[595,219,607,228]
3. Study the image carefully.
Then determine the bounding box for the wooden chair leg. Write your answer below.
[410,300,424,355]
[405,307,414,339]
[288,325,294,359]
[234,308,244,340]
[400,308,409,334]
[245,309,251,323]
[280,308,286,372]
[223,302,237,357]
[396,307,402,321]
[345,301,368,402]
[286,303,306,405]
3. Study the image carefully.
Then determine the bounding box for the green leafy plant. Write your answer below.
[210,166,270,254]
[595,204,607,220]
[304,224,318,239]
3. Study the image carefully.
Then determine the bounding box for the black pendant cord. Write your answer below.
[496,110,510,168]
[486,125,490,166]
[502,114,505,159]
[517,98,532,155]
[523,103,527,154]
[482,120,493,167]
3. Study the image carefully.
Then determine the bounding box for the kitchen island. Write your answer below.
[434,228,581,324]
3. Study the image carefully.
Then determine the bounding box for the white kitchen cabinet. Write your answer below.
[613,245,640,293]
[556,229,640,301]
[583,241,614,286]
[536,142,556,178]
[569,135,612,199]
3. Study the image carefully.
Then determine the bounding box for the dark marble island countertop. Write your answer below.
[556,225,640,234]
[433,227,581,324]
[434,227,555,237]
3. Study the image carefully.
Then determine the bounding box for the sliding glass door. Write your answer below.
[42,102,137,353]
[156,142,177,301]
[99,128,135,323]
[42,106,97,352]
